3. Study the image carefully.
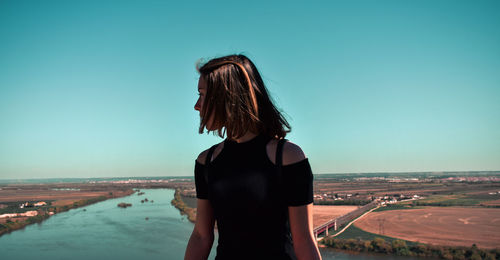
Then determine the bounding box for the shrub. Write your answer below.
[371,237,392,253]
[392,240,410,256]
[441,251,453,260]
[483,252,496,260]
[26,215,45,224]
[470,252,481,260]
[452,249,466,260]
[321,237,499,260]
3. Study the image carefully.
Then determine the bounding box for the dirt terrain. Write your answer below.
[314,180,500,200]
[312,205,358,228]
[0,188,132,205]
[0,184,137,236]
[354,207,500,249]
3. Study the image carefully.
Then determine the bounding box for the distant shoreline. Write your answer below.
[1,171,499,184]
[0,179,195,237]
[0,188,135,237]
[171,189,196,223]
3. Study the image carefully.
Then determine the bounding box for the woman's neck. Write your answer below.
[230,132,258,143]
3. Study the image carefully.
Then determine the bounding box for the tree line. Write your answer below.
[322,237,499,260]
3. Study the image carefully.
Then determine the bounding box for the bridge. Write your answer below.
[313,200,380,240]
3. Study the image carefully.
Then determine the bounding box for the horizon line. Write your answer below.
[1,170,499,181]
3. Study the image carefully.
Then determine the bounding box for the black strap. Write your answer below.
[204,144,217,184]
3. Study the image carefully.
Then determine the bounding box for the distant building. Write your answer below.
[0,213,18,218]
[0,211,38,218]
[24,211,38,217]
[20,202,33,208]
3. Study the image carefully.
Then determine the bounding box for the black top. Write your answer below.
[194,134,314,260]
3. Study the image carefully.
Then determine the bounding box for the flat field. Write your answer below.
[312,205,358,228]
[354,207,500,249]
[0,187,132,205]
[0,184,135,219]
[0,184,136,232]
[314,178,500,206]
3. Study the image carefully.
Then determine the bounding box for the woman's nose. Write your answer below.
[194,98,201,111]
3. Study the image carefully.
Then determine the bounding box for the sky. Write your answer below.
[0,0,499,179]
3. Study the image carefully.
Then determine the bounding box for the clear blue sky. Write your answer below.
[1,0,499,179]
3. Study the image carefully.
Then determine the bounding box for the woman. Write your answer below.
[184,54,322,260]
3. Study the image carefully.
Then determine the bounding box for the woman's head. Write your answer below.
[195,54,290,140]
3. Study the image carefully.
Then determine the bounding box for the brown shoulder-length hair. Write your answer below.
[196,54,291,140]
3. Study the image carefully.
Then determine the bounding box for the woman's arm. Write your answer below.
[277,141,321,259]
[289,203,322,260]
[184,198,215,260]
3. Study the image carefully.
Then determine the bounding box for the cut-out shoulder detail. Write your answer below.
[196,149,209,165]
[282,141,307,165]
[196,142,224,165]
[266,139,307,166]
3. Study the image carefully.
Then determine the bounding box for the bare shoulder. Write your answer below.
[282,141,307,165]
[266,139,307,166]
[196,149,210,165]
[196,142,224,165]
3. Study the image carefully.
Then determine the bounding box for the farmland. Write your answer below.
[312,205,358,228]
[313,171,500,256]
[354,207,500,249]
[313,173,500,207]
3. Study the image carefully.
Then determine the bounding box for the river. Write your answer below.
[0,189,410,260]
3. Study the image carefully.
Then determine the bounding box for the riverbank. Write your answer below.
[171,189,196,223]
[0,188,135,237]
[321,236,500,260]
[0,177,197,238]
[321,224,500,260]
[0,189,220,260]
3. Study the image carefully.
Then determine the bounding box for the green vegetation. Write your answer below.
[413,197,477,207]
[322,237,500,260]
[412,193,500,207]
[0,200,54,214]
[374,204,423,212]
[26,214,49,224]
[1,220,24,234]
[171,189,196,223]
[314,199,371,206]
[0,210,50,235]
[335,224,415,245]
[325,224,500,259]
[117,203,132,208]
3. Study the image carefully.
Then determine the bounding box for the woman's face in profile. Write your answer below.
[195,76,216,130]
[194,76,206,113]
